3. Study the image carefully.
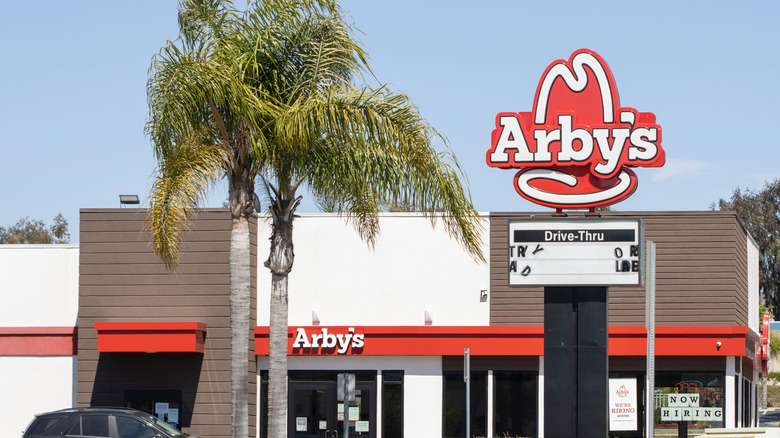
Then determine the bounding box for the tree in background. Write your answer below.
[146,1,484,437]
[716,178,780,317]
[0,214,70,244]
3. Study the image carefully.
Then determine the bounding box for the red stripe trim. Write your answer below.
[254,325,751,357]
[95,322,207,353]
[0,326,77,356]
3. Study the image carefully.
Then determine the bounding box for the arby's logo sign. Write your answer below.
[486,49,665,210]
[292,327,365,354]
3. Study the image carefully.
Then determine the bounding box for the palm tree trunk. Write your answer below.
[763,376,768,409]
[266,198,296,438]
[268,272,289,438]
[230,216,251,438]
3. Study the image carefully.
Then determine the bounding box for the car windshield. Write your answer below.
[137,412,185,437]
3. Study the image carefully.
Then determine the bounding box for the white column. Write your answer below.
[753,368,760,427]
[725,356,736,427]
[538,355,545,438]
[487,370,494,438]
[376,370,383,438]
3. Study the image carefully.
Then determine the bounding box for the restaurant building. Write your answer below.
[65,208,761,437]
[0,207,762,437]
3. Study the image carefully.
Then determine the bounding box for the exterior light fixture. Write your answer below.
[312,310,320,325]
[119,195,140,207]
[480,289,488,299]
[424,309,433,325]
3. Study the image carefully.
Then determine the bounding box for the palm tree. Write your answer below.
[147,1,484,437]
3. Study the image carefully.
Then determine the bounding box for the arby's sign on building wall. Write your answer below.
[486,49,665,210]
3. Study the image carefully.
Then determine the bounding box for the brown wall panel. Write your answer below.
[489,211,750,327]
[78,208,257,438]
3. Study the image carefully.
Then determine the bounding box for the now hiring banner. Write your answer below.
[660,394,722,422]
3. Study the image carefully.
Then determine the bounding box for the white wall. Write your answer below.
[1,356,77,437]
[747,236,760,334]
[256,213,489,327]
[0,245,79,438]
[0,245,79,326]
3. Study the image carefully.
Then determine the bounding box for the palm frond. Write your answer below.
[178,0,237,48]
[148,137,228,267]
[276,85,485,261]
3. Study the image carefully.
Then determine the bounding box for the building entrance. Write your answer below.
[288,375,376,438]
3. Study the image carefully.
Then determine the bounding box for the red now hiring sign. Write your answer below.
[486,49,665,210]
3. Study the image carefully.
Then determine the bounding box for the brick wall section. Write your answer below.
[489,211,750,327]
[78,208,257,438]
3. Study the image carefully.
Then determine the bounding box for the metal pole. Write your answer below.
[343,376,349,438]
[645,240,656,438]
[465,347,470,438]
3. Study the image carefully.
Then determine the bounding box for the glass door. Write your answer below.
[343,382,375,437]
[290,381,337,438]
[288,378,377,438]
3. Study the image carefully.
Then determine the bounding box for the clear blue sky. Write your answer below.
[1,1,778,242]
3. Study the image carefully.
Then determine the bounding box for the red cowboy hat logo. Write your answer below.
[486,49,665,210]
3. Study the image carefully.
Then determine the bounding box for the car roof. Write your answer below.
[38,407,151,417]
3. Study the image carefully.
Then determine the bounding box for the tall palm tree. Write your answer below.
[147,1,484,437]
[147,2,260,437]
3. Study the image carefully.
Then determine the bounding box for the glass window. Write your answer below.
[26,415,69,435]
[742,378,753,427]
[260,371,268,438]
[66,414,109,437]
[124,389,183,429]
[655,372,725,436]
[493,371,537,438]
[382,371,404,438]
[443,371,487,438]
[115,416,154,438]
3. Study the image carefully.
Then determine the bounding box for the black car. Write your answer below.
[22,407,195,438]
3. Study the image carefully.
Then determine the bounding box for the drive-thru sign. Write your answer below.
[509,218,642,286]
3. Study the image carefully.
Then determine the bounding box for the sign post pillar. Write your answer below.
[544,287,608,437]
[512,218,641,438]
[645,240,656,437]
[337,373,355,438]
[464,348,470,438]
[486,48,664,436]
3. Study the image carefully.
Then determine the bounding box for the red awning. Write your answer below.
[0,327,77,356]
[95,322,206,353]
[254,325,750,357]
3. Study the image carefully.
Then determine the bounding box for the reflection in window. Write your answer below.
[66,414,110,437]
[116,416,153,438]
[443,371,487,438]
[382,371,404,438]
[494,371,537,437]
[655,372,725,435]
